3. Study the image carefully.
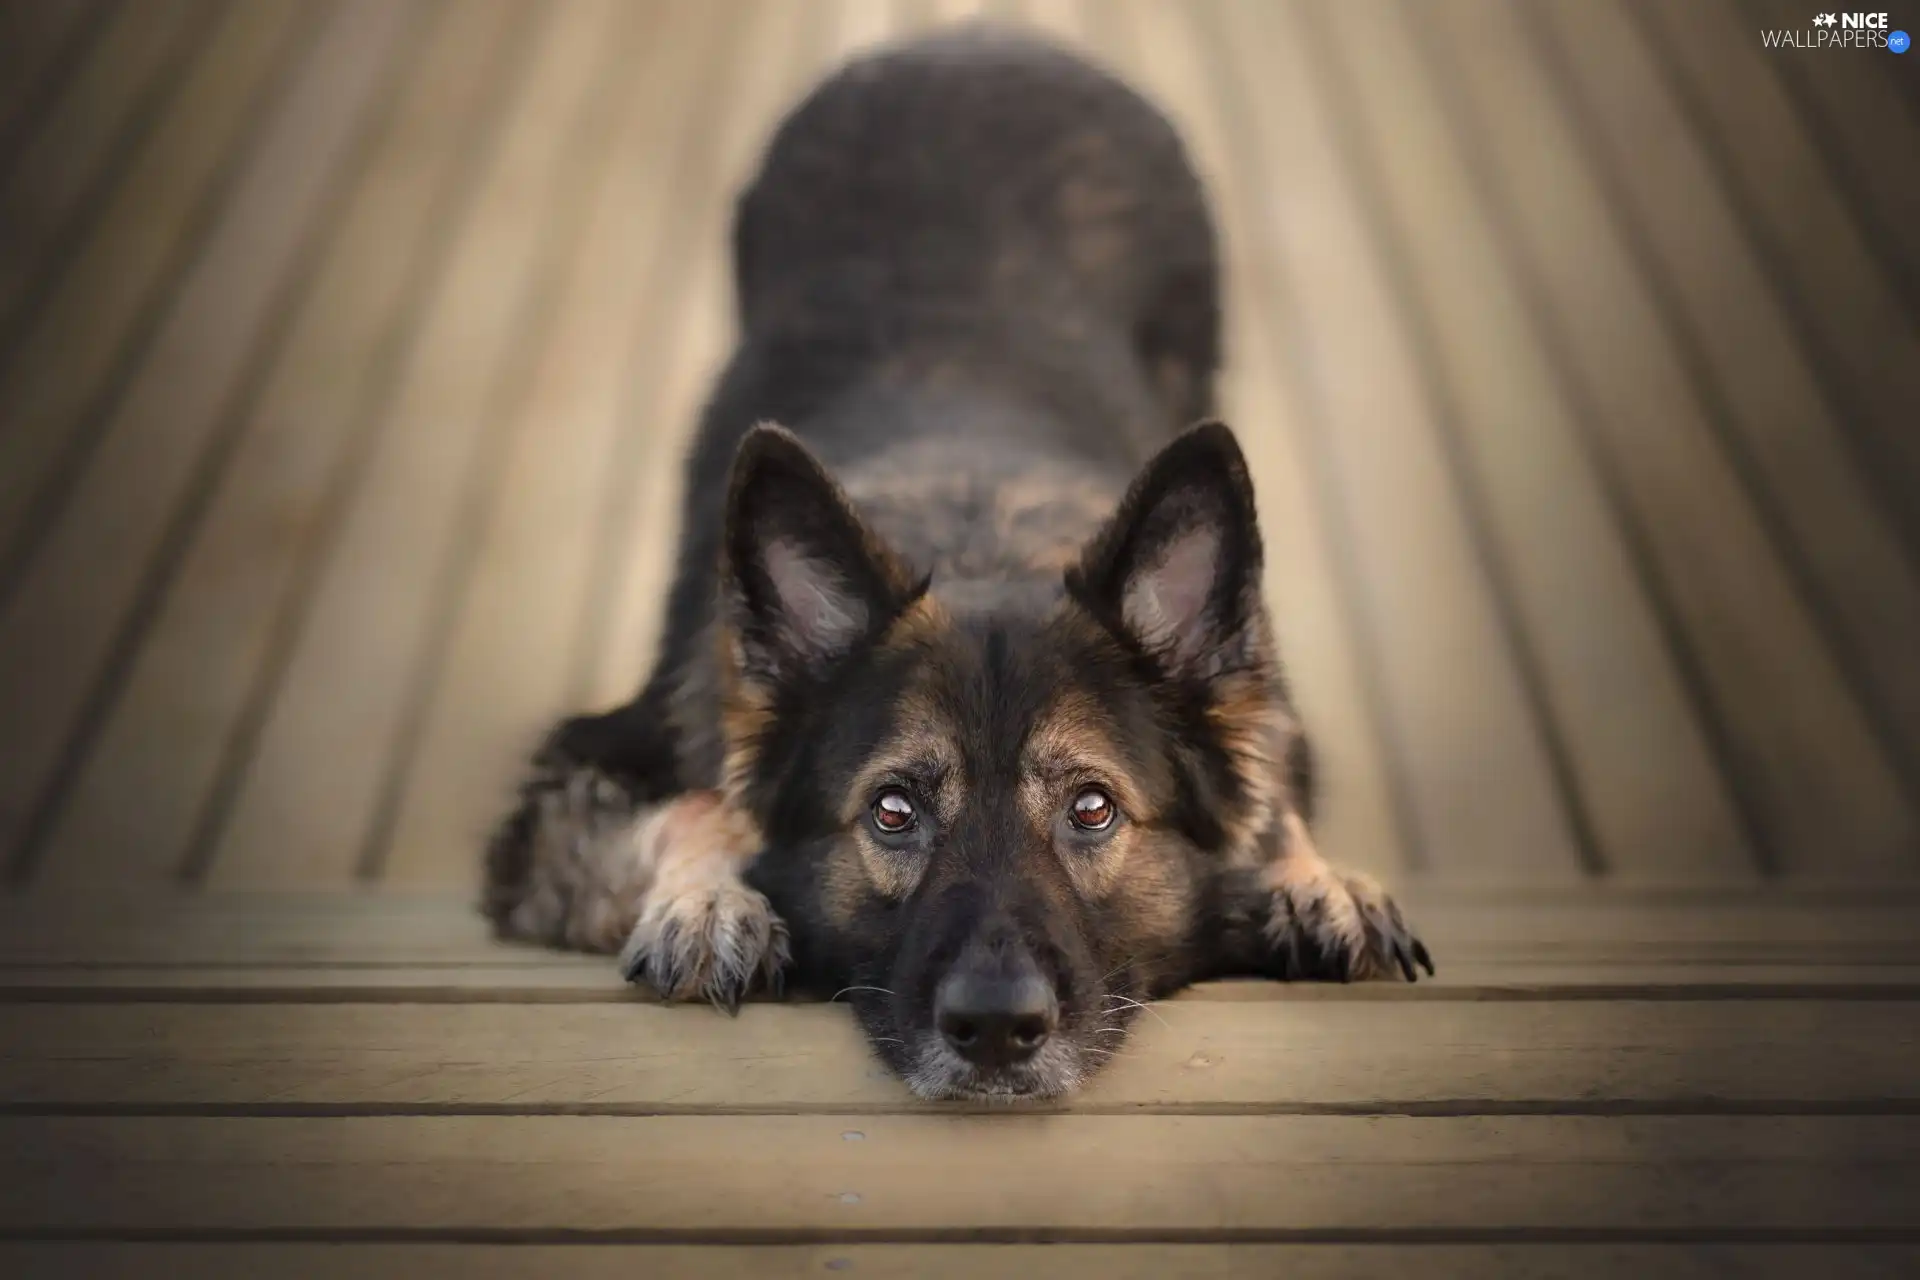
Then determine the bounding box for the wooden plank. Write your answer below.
[6,892,1918,966]
[1297,0,1751,878]
[3,1114,1915,1232]
[583,0,849,707]
[8,1244,1918,1280]
[1068,0,1411,873]
[0,0,207,353]
[200,0,641,887]
[0,0,421,883]
[2,999,1914,1110]
[1406,0,1915,875]
[0,0,309,586]
[1129,0,1583,876]
[1635,0,1920,537]
[11,961,1920,998]
[33,0,527,892]
[1533,0,1920,795]
[377,0,729,887]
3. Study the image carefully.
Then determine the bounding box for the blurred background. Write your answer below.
[0,0,1916,904]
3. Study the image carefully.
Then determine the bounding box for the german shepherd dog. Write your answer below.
[483,25,1430,1101]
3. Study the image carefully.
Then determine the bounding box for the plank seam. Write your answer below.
[1,1228,1915,1247]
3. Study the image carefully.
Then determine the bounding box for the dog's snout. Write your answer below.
[933,949,1059,1070]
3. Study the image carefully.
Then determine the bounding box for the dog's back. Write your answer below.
[671,25,1221,576]
[731,25,1220,452]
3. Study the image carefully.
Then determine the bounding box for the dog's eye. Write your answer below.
[1069,787,1116,832]
[871,787,918,834]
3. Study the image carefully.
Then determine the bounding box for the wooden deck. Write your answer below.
[1,0,1918,1274]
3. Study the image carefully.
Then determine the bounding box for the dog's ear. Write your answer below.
[1069,422,1266,681]
[722,423,917,690]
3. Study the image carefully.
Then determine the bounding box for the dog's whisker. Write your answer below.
[1101,993,1169,1028]
[829,985,896,1002]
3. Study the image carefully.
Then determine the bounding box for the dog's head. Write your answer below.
[718,422,1295,1100]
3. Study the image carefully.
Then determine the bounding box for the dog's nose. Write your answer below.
[934,956,1058,1070]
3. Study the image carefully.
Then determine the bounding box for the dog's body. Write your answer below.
[484,26,1428,1101]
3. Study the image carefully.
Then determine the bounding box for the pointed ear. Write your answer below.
[1068,422,1266,681]
[722,423,918,690]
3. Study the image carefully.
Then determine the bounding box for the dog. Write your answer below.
[482,24,1430,1102]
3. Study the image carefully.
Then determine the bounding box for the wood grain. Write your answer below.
[4,1114,1915,1232]
[2,999,1914,1110]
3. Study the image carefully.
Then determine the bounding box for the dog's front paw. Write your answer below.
[615,791,792,1011]
[1266,858,1433,983]
[619,879,792,1011]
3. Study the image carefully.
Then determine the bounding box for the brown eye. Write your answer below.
[872,788,917,834]
[1069,787,1116,832]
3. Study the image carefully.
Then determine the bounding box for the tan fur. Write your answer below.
[1019,690,1152,825]
[1018,691,1153,901]
[1263,810,1405,981]
[716,623,774,807]
[1205,624,1299,869]
[617,790,789,1005]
